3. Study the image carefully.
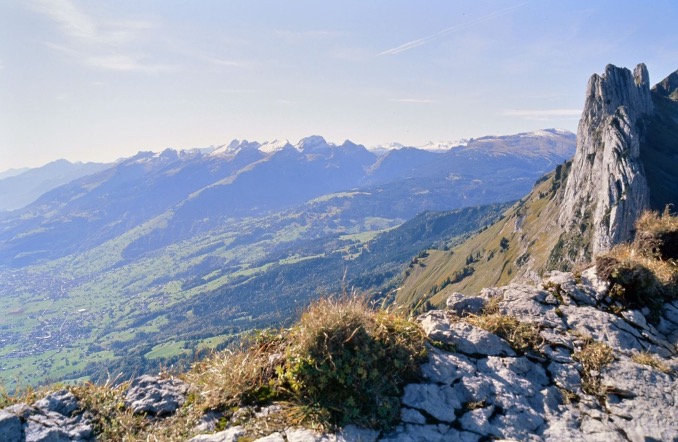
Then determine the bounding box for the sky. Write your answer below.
[1,0,677,170]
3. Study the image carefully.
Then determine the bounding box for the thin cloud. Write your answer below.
[30,0,97,41]
[502,109,581,119]
[277,99,297,105]
[86,54,176,73]
[390,98,435,104]
[379,3,526,56]
[31,0,167,73]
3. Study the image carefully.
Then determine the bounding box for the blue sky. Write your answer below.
[1,0,677,169]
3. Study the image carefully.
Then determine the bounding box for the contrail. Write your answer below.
[378,3,527,56]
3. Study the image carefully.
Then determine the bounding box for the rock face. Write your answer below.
[559,64,653,260]
[0,390,94,441]
[386,270,677,442]
[124,375,189,416]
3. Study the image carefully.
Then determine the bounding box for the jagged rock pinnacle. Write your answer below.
[559,63,653,258]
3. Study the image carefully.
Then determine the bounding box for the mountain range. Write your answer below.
[0,129,574,388]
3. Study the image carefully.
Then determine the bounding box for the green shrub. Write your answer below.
[277,297,426,429]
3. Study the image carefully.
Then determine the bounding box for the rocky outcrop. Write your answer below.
[384,270,677,442]
[181,269,675,442]
[124,375,189,416]
[558,64,653,261]
[0,390,93,441]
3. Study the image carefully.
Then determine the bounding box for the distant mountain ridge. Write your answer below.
[0,130,574,267]
[0,160,111,212]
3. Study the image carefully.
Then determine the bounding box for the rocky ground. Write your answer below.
[1,268,676,441]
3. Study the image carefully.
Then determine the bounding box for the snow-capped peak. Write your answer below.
[296,135,334,153]
[259,139,293,153]
[418,140,468,151]
[370,139,467,152]
[210,139,262,157]
[520,129,573,138]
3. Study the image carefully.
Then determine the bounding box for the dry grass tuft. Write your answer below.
[40,296,427,439]
[69,379,142,441]
[573,339,614,396]
[187,329,287,412]
[188,296,426,431]
[465,313,542,354]
[631,351,673,374]
[596,210,678,321]
[634,207,678,261]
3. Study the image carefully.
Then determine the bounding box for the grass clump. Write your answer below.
[188,329,287,411]
[634,208,678,260]
[572,337,614,396]
[70,379,142,440]
[189,296,427,431]
[277,297,427,429]
[462,296,543,355]
[631,351,673,374]
[595,210,678,322]
[465,313,542,354]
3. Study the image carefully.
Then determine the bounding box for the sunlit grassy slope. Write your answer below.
[396,163,572,307]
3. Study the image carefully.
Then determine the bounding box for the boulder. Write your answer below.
[125,375,188,416]
[446,293,486,317]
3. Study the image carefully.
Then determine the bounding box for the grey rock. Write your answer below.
[546,271,596,306]
[0,410,22,442]
[33,390,79,417]
[420,312,515,357]
[420,347,476,384]
[254,433,285,442]
[578,416,626,442]
[381,424,481,442]
[489,405,545,439]
[400,408,426,424]
[285,428,343,442]
[24,422,73,441]
[446,293,486,317]
[2,390,93,442]
[401,383,462,423]
[547,361,582,392]
[187,426,245,442]
[600,360,678,442]
[458,405,496,436]
[448,322,516,357]
[559,64,652,257]
[561,305,646,353]
[338,425,379,442]
[620,309,649,331]
[125,375,188,416]
[658,301,678,344]
[499,284,565,329]
[579,267,609,301]
[4,403,33,420]
[454,374,494,404]
[418,311,453,342]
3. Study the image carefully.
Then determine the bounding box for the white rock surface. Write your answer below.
[559,64,653,257]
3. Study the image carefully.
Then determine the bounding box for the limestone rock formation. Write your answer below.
[0,390,93,441]
[124,375,189,416]
[559,64,653,260]
[385,270,677,441]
